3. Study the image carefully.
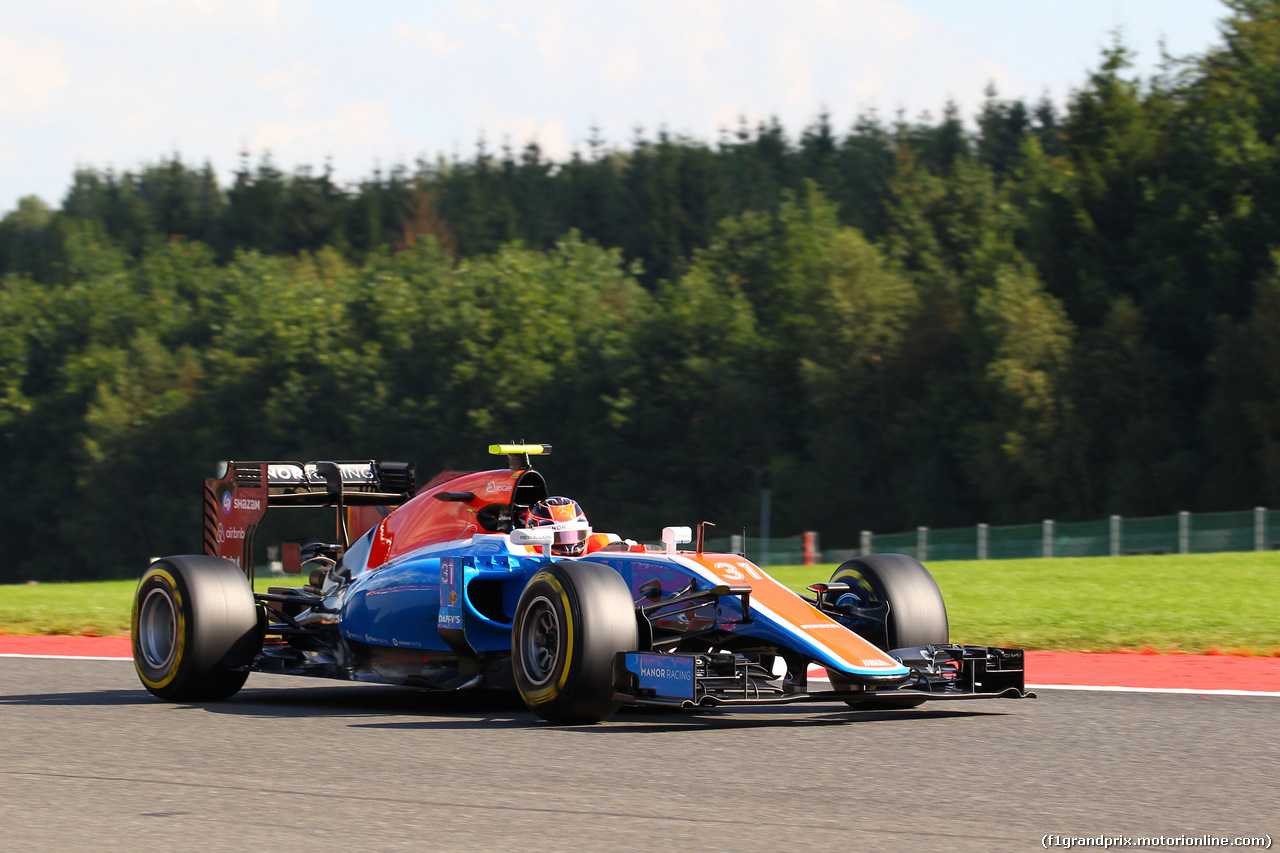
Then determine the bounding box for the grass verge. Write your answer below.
[1,552,1277,654]
[0,576,304,637]
[771,550,1280,654]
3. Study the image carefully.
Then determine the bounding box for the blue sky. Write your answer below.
[0,0,1233,214]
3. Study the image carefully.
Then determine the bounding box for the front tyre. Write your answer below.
[512,562,638,724]
[829,554,947,711]
[132,556,261,701]
[830,553,948,650]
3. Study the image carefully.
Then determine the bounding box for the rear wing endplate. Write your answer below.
[203,460,416,579]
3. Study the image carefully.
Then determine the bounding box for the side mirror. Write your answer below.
[662,526,692,554]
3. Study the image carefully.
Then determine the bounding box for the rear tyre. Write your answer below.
[512,562,638,724]
[132,555,261,701]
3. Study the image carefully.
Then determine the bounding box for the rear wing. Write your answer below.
[203,460,416,579]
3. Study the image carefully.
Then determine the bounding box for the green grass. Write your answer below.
[2,553,1278,654]
[0,575,305,637]
[770,550,1280,654]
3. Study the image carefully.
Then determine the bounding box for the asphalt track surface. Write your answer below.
[2,657,1276,852]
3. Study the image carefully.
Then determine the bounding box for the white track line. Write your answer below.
[806,670,1280,697]
[0,653,130,661]
[1027,683,1280,697]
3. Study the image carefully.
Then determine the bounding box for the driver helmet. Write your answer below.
[525,496,591,556]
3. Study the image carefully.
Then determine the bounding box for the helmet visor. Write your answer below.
[552,528,589,547]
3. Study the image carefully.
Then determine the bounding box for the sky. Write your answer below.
[0,0,1234,215]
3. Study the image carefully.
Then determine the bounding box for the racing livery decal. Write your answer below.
[625,653,695,700]
[677,554,910,678]
[439,557,462,627]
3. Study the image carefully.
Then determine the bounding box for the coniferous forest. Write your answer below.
[6,2,1280,579]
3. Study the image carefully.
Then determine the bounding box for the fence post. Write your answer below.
[977,523,988,560]
[860,530,872,557]
[1256,507,1267,551]
[802,531,818,565]
[1110,515,1121,557]
[1178,511,1190,555]
[730,533,743,555]
[917,526,928,562]
[1042,519,1054,558]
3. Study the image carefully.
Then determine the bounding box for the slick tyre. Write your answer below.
[830,554,948,650]
[132,555,261,702]
[512,562,638,724]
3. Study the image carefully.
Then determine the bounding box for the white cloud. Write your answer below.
[846,72,888,109]
[660,3,729,94]
[772,37,814,112]
[244,99,397,164]
[392,23,465,61]
[601,47,641,90]
[0,33,72,114]
[860,0,922,46]
[254,62,330,110]
[529,2,569,70]
[0,0,1229,212]
[448,0,494,25]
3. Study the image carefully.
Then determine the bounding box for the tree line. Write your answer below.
[4,0,1280,580]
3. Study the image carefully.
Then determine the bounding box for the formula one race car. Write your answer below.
[132,444,1032,723]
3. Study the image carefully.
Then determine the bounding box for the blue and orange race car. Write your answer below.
[132,444,1032,723]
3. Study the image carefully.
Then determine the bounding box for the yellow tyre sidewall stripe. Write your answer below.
[545,574,574,691]
[133,567,186,691]
[518,571,576,706]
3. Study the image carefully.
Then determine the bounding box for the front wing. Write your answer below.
[613,644,1034,709]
